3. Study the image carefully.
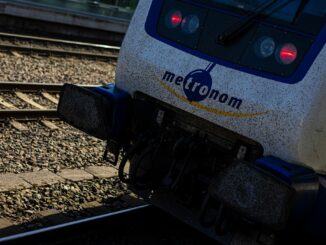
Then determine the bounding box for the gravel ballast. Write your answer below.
[0,49,133,231]
[0,37,119,57]
[0,51,116,85]
[0,121,107,174]
[0,177,129,224]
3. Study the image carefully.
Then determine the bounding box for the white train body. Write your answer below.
[116,0,326,174]
[58,0,326,243]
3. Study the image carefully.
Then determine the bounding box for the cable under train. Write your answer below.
[57,0,326,244]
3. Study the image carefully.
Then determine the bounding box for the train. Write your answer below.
[58,0,326,244]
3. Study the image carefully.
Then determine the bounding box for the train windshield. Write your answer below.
[206,0,326,23]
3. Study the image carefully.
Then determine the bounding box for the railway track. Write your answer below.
[0,82,97,128]
[0,205,215,245]
[0,82,97,93]
[0,205,150,245]
[0,109,57,122]
[0,32,120,61]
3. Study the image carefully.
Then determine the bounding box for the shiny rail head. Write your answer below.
[0,204,150,244]
[0,82,98,93]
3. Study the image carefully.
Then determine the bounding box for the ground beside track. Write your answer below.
[0,49,125,230]
[0,51,116,85]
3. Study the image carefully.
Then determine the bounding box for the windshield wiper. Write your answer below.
[292,0,310,24]
[217,0,296,45]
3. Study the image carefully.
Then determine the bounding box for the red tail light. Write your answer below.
[165,10,183,28]
[277,43,298,65]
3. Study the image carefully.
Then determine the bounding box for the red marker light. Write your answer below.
[277,43,297,65]
[165,10,182,28]
[171,14,182,26]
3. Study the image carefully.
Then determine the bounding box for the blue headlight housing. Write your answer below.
[94,84,131,142]
[58,83,131,143]
[256,156,319,223]
[210,156,319,229]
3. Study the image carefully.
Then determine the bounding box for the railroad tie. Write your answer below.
[15,92,46,109]
[0,96,16,109]
[14,92,59,130]
[0,166,119,193]
[41,92,59,104]
[0,95,28,131]
[9,120,29,131]
[10,51,23,57]
[40,120,59,130]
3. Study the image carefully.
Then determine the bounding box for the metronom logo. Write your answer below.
[162,63,242,110]
[158,63,267,117]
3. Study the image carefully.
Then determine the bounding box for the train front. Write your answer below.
[58,0,326,244]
